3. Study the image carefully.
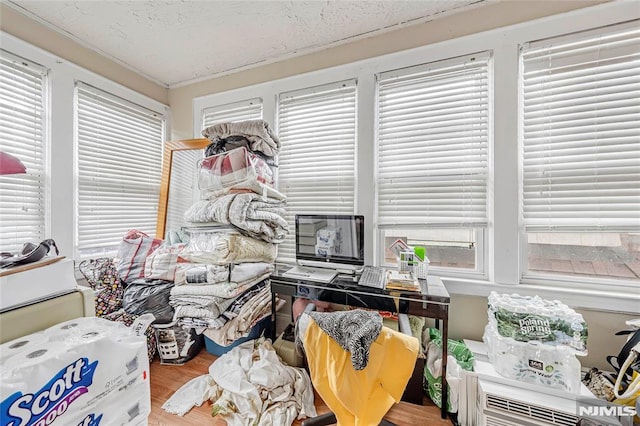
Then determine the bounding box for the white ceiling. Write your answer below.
[7,0,485,87]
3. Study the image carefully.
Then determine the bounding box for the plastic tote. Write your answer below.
[204,316,272,356]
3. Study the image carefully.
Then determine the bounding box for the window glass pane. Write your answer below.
[76,82,165,258]
[527,232,639,282]
[377,53,490,228]
[202,98,262,128]
[521,21,640,283]
[0,50,46,252]
[382,228,477,270]
[277,80,357,262]
[165,149,202,235]
[376,52,489,273]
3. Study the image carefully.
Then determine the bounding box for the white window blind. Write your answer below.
[163,98,266,236]
[377,52,490,228]
[165,149,201,235]
[521,21,640,231]
[76,82,165,257]
[202,98,262,129]
[0,50,47,252]
[277,80,357,261]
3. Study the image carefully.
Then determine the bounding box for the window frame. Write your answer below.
[518,22,640,291]
[374,52,492,280]
[74,81,166,259]
[1,31,169,261]
[192,2,639,312]
[0,48,49,253]
[201,97,263,128]
[275,79,358,263]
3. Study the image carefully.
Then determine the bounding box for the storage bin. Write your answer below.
[204,315,272,356]
[153,321,203,365]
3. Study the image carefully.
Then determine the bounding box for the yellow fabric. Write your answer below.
[303,318,419,426]
[613,371,640,424]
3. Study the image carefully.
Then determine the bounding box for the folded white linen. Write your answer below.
[230,262,274,283]
[170,272,271,298]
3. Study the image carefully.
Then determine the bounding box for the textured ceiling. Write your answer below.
[7,0,484,87]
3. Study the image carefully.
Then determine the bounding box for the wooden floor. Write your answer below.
[148,350,451,425]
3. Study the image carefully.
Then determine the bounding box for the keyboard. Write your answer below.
[282,266,338,283]
[358,266,386,289]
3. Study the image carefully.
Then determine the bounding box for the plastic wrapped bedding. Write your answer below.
[184,192,288,244]
[197,147,276,195]
[144,243,186,281]
[169,278,271,326]
[179,227,277,265]
[170,271,272,300]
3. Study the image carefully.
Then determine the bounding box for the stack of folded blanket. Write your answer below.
[160,119,288,346]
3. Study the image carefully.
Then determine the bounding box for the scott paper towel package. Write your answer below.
[0,316,150,426]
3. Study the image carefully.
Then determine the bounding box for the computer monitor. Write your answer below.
[295,214,365,273]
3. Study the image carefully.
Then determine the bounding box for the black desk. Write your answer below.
[269,263,450,420]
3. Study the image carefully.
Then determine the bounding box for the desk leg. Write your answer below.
[270,290,277,341]
[441,316,448,420]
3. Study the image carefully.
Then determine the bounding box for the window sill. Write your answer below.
[440,276,640,314]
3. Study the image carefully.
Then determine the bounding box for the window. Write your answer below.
[376,53,490,274]
[0,50,47,252]
[192,3,638,311]
[521,21,640,283]
[277,80,357,261]
[202,98,262,129]
[76,82,165,258]
[165,149,201,235]
[164,98,266,234]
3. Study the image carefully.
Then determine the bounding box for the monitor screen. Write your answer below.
[295,214,365,271]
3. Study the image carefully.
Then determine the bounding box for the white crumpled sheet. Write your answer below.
[162,339,317,425]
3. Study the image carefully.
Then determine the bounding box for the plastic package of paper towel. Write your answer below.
[0,316,150,426]
[482,322,581,393]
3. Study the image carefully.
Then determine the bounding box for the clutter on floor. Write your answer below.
[162,338,316,425]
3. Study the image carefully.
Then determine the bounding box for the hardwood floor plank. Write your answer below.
[148,350,450,425]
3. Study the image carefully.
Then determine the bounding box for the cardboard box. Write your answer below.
[0,258,77,312]
[273,324,304,367]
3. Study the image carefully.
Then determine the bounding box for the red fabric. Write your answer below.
[115,230,162,284]
[198,146,273,189]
